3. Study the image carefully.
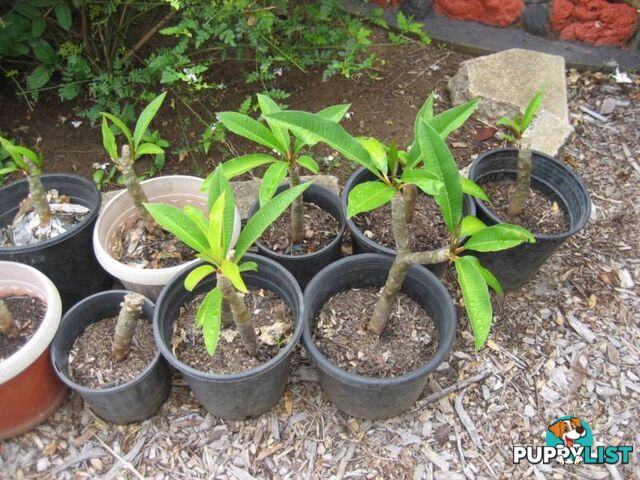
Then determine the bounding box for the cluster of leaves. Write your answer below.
[0,136,43,178]
[145,167,311,355]
[497,90,543,144]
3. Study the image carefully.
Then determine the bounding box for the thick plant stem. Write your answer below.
[0,299,18,338]
[221,299,233,327]
[116,145,156,229]
[290,163,304,244]
[217,274,258,357]
[508,148,532,217]
[112,293,145,361]
[403,184,417,224]
[25,158,51,226]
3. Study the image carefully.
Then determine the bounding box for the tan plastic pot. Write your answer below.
[0,261,65,440]
[93,176,240,300]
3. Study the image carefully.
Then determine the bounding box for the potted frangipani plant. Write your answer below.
[265,101,534,418]
[150,167,309,419]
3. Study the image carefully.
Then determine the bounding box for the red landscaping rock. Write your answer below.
[550,0,638,46]
[434,0,524,27]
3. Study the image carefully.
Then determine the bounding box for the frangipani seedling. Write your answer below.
[211,94,350,247]
[496,90,544,216]
[100,92,168,229]
[145,166,312,356]
[264,96,536,349]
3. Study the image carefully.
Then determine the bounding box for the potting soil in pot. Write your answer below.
[479,175,570,235]
[260,202,340,255]
[174,288,293,374]
[313,287,438,377]
[112,218,196,269]
[68,317,156,388]
[0,295,46,361]
[0,189,89,247]
[353,193,449,251]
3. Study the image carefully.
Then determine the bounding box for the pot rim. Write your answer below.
[93,175,213,286]
[302,253,457,389]
[153,253,304,382]
[250,183,346,261]
[0,261,62,384]
[0,174,100,254]
[469,148,591,240]
[52,290,162,395]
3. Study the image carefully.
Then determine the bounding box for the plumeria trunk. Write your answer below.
[402,184,417,224]
[289,163,305,244]
[0,299,18,338]
[116,145,156,228]
[508,148,532,216]
[368,193,449,336]
[112,292,145,361]
[217,274,258,357]
[25,158,51,226]
[221,299,233,327]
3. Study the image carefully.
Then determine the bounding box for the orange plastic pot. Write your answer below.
[0,261,65,440]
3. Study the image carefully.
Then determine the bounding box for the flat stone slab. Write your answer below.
[521,110,573,156]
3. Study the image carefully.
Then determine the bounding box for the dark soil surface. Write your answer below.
[353,192,450,251]
[479,175,571,235]
[313,287,438,378]
[112,218,196,269]
[0,296,46,361]
[68,316,156,389]
[174,288,293,375]
[260,202,340,255]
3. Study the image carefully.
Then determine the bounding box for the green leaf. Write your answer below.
[30,39,57,65]
[27,65,52,90]
[357,137,387,175]
[463,224,535,252]
[257,93,290,153]
[184,265,216,291]
[235,182,312,260]
[217,112,284,152]
[207,191,227,262]
[429,98,479,139]
[218,153,279,180]
[101,118,118,161]
[197,287,222,356]
[183,205,208,236]
[459,216,486,238]
[400,168,442,195]
[144,203,209,253]
[238,261,258,272]
[202,166,236,252]
[496,117,521,135]
[347,181,396,218]
[31,17,46,37]
[135,143,165,157]
[259,161,288,207]
[133,92,166,149]
[455,256,492,350]
[264,111,378,175]
[417,119,463,233]
[460,176,490,203]
[521,90,543,133]
[389,141,399,176]
[407,94,434,166]
[0,166,18,176]
[465,256,504,295]
[100,112,133,147]
[7,145,42,169]
[316,103,351,122]
[220,259,248,293]
[54,4,72,31]
[297,155,319,174]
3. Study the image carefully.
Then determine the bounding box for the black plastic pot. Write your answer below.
[303,254,456,419]
[342,167,476,277]
[469,148,591,290]
[51,291,170,424]
[248,183,345,288]
[154,254,303,420]
[0,174,111,310]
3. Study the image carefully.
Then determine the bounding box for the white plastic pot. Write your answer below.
[93,176,241,300]
[0,261,65,439]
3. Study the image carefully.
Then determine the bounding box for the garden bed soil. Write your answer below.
[260,202,340,255]
[111,218,196,269]
[0,295,46,361]
[479,175,570,235]
[173,288,293,375]
[353,193,450,251]
[68,316,156,389]
[313,287,438,377]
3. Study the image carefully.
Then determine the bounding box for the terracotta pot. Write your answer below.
[0,261,65,440]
